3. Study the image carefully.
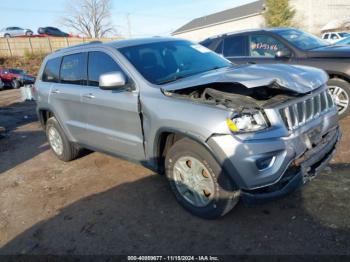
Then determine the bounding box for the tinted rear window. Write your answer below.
[223,35,248,57]
[201,38,223,53]
[60,53,87,85]
[42,57,61,82]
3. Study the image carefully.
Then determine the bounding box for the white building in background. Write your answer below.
[172,0,350,42]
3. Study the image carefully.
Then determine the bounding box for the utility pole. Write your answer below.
[126,13,132,38]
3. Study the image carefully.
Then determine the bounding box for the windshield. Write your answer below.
[339,32,350,37]
[118,40,231,85]
[276,29,329,50]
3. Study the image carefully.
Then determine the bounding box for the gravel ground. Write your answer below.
[0,89,349,255]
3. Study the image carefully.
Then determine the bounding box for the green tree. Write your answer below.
[264,0,296,27]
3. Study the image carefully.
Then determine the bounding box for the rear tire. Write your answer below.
[4,34,10,38]
[328,78,350,119]
[165,138,240,219]
[46,117,80,162]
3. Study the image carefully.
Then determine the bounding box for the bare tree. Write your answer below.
[61,0,115,38]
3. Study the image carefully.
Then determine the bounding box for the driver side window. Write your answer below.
[88,51,125,87]
[249,34,288,57]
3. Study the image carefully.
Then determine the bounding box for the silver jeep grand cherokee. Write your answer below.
[35,38,340,219]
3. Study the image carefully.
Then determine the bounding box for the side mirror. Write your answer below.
[275,50,292,59]
[99,71,126,90]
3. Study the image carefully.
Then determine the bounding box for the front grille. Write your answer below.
[279,90,334,130]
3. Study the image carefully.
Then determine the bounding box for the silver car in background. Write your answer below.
[0,27,33,38]
[35,38,340,219]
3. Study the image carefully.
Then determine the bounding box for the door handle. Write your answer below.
[82,93,95,99]
[247,61,256,64]
[51,89,60,94]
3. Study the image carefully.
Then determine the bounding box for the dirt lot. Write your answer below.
[0,89,349,255]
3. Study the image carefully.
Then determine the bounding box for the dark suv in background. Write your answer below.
[38,27,69,37]
[201,28,350,118]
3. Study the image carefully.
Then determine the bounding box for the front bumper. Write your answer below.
[207,109,340,191]
[241,127,340,203]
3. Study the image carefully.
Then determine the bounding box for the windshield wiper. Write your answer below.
[157,66,229,85]
[157,75,186,85]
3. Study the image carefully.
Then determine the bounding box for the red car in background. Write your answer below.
[0,68,35,89]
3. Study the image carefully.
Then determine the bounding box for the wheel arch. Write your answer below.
[326,71,350,83]
[154,128,222,175]
[37,108,55,128]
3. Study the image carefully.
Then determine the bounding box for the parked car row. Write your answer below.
[200,28,350,118]
[0,26,69,38]
[0,68,35,89]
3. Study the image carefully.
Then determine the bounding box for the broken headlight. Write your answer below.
[227,111,268,133]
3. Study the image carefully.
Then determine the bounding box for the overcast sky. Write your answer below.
[0,0,255,37]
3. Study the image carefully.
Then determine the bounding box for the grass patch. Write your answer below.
[0,52,47,76]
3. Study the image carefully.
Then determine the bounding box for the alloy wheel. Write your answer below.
[329,85,349,115]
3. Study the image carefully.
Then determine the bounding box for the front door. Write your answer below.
[224,33,294,65]
[80,51,145,161]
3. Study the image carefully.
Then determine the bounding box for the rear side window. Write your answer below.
[88,51,124,87]
[60,53,87,85]
[201,38,223,53]
[42,57,61,83]
[223,35,248,57]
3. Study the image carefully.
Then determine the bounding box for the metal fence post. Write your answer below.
[28,38,33,53]
[47,38,52,52]
[6,38,12,57]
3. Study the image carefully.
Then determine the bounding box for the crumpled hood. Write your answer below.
[162,64,328,94]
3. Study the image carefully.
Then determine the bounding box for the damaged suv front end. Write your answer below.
[116,38,340,217]
[161,64,339,201]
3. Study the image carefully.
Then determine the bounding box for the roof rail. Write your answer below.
[55,40,103,52]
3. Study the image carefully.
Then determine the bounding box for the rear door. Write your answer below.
[222,34,249,64]
[79,50,145,160]
[47,53,87,142]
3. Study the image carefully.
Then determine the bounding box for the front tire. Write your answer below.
[46,117,80,162]
[328,78,350,119]
[165,138,240,219]
[11,79,20,89]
